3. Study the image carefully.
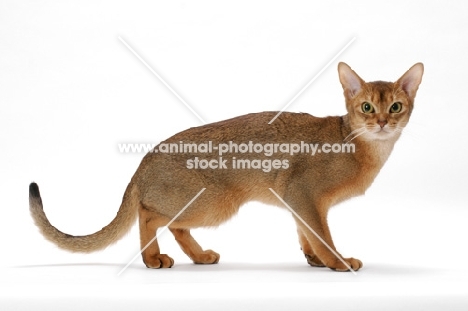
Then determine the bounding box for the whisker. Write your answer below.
[395,126,424,141]
[346,129,369,143]
[344,129,367,143]
[343,127,366,142]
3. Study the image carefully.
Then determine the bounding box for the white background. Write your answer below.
[1,0,468,310]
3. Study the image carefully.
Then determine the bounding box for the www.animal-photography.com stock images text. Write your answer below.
[2,1,468,310]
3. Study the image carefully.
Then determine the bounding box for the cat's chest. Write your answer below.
[327,141,394,205]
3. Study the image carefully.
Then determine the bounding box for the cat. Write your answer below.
[29,62,423,271]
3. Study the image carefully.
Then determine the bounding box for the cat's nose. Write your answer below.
[378,119,387,128]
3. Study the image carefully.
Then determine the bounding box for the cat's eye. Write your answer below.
[361,102,375,114]
[390,102,402,113]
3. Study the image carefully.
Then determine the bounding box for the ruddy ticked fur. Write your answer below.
[29,62,423,271]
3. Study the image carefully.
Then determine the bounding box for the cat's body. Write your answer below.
[29,62,423,271]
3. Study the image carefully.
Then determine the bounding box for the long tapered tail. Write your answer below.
[29,182,139,253]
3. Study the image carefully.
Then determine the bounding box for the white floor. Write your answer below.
[2,198,468,310]
[2,261,468,310]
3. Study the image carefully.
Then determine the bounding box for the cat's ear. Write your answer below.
[396,63,424,99]
[338,62,365,98]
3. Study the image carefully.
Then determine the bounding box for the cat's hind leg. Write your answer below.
[170,228,220,264]
[139,205,174,268]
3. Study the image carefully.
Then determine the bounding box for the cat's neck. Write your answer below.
[364,138,398,165]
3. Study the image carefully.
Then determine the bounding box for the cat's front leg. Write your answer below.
[294,213,362,272]
[296,226,325,267]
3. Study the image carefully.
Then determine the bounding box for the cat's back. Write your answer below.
[166,112,343,143]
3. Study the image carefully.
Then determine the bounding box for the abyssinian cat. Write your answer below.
[29,62,423,271]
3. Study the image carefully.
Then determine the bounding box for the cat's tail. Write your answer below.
[28,182,139,253]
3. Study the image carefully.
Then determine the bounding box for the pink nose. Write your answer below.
[378,120,387,128]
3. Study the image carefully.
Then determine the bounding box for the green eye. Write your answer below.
[361,102,374,113]
[390,102,402,113]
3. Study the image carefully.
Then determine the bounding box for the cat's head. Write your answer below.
[338,62,424,142]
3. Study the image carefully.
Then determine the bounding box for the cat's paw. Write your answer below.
[193,250,220,264]
[144,254,174,269]
[305,254,326,267]
[328,257,363,272]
